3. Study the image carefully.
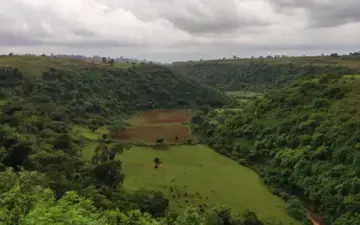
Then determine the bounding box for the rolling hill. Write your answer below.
[0,55,229,128]
[171,56,360,92]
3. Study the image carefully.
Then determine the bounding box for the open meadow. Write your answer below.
[81,143,299,225]
[119,145,299,225]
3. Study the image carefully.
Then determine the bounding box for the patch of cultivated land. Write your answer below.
[140,109,192,123]
[120,145,300,225]
[112,124,193,143]
[111,109,195,144]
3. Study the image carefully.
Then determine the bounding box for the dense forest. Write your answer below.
[171,60,359,92]
[192,74,360,225]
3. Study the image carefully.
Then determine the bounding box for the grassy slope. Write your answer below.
[119,145,299,225]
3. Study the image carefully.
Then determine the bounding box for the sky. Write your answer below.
[1,0,359,62]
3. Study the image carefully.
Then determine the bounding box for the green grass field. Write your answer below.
[116,145,299,225]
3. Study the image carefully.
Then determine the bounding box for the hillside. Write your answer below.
[171,56,360,92]
[0,55,229,127]
[192,74,360,225]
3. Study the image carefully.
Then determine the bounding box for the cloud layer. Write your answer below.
[0,0,359,61]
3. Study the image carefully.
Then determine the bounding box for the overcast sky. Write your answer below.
[1,0,359,62]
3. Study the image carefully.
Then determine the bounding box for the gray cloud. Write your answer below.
[271,0,360,28]
[154,1,269,34]
[0,0,359,62]
[70,28,98,37]
[100,0,270,34]
[0,32,43,46]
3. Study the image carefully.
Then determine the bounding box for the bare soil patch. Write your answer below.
[111,109,195,144]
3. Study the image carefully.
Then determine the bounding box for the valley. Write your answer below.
[0,54,359,225]
[78,108,299,225]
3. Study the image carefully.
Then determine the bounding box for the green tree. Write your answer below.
[154,157,161,168]
[109,58,115,66]
[156,137,165,144]
[21,191,108,225]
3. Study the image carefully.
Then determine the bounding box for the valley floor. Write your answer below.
[77,108,302,225]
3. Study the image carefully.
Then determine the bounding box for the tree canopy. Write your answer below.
[192,74,360,225]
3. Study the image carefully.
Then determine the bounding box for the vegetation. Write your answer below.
[2,52,360,225]
[0,168,281,225]
[171,58,360,92]
[192,74,360,225]
[0,56,228,128]
[0,55,281,225]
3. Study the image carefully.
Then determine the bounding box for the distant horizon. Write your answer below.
[1,49,359,64]
[1,0,359,63]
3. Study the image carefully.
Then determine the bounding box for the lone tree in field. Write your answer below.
[109,58,115,66]
[156,137,164,144]
[154,157,161,169]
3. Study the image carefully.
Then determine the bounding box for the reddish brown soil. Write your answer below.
[139,109,192,123]
[111,124,195,144]
[111,109,195,144]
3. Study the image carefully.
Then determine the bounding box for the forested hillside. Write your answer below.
[192,74,360,225]
[171,57,360,92]
[0,57,228,127]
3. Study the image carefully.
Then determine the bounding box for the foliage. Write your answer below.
[0,168,279,225]
[192,74,360,225]
[171,61,358,92]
